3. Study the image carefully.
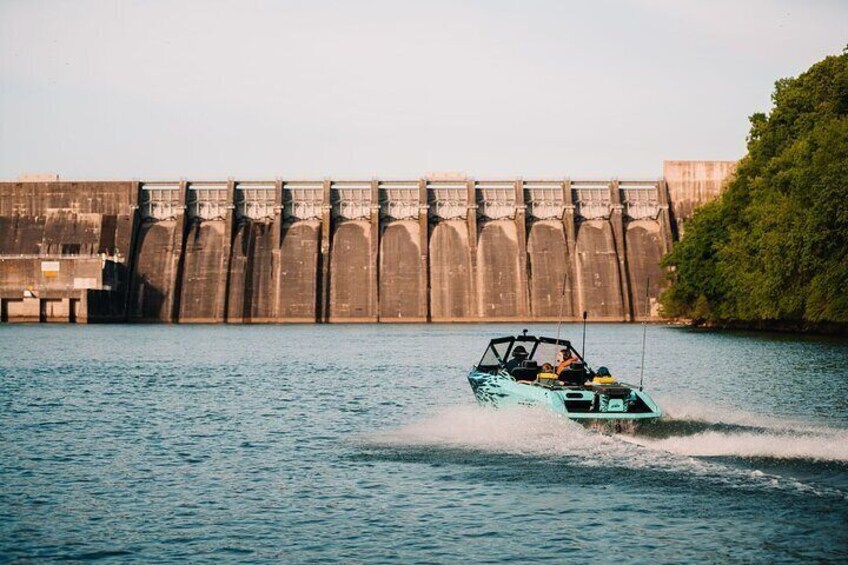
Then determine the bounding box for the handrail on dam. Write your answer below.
[0,163,736,324]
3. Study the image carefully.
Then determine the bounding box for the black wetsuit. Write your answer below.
[505,356,527,375]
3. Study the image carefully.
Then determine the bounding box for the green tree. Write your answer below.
[661,50,848,325]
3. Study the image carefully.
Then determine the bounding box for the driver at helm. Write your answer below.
[505,345,529,374]
[555,349,579,375]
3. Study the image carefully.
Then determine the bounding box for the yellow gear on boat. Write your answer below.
[592,376,616,385]
[537,372,558,380]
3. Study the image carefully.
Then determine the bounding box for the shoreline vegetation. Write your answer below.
[660,48,848,334]
[666,318,848,336]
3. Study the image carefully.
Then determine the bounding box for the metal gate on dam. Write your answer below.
[0,161,736,323]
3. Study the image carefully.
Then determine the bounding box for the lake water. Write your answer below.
[1,324,846,563]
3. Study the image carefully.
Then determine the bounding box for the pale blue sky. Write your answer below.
[1,0,846,180]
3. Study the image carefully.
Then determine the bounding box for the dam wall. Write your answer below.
[0,164,734,323]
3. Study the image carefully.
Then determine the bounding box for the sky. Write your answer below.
[1,0,846,180]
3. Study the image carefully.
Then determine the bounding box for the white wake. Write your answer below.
[363,403,848,498]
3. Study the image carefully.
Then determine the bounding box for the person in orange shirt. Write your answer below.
[555,349,579,375]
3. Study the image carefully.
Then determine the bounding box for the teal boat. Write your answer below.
[467,331,662,430]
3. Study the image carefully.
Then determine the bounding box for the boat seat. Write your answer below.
[601,386,632,398]
[511,365,539,382]
[559,362,586,386]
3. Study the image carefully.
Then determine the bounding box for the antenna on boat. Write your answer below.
[639,278,650,391]
[581,310,588,359]
[553,271,568,363]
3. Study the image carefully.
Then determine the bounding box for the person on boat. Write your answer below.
[539,363,556,376]
[505,345,529,374]
[536,363,560,386]
[555,349,579,375]
[587,366,617,386]
[516,361,550,384]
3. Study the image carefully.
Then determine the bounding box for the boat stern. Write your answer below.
[559,386,662,422]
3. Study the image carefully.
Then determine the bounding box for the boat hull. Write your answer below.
[467,369,662,424]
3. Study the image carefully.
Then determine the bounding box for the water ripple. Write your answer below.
[0,324,846,563]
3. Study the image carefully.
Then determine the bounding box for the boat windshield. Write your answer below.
[475,334,581,373]
[477,338,515,370]
[534,341,567,369]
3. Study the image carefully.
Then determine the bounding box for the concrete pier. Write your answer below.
[179,181,232,323]
[0,162,734,323]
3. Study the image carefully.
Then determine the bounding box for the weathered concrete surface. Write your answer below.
[664,160,737,233]
[179,221,229,322]
[278,221,321,321]
[0,181,135,255]
[227,222,277,322]
[0,215,46,255]
[0,181,135,322]
[3,297,40,322]
[0,257,102,295]
[379,221,424,321]
[17,209,132,321]
[429,220,474,321]
[40,298,70,322]
[0,257,98,322]
[329,220,376,322]
[0,209,104,256]
[0,181,133,216]
[625,220,666,319]
[574,220,625,320]
[40,212,102,255]
[477,221,526,320]
[128,221,181,321]
[527,220,573,320]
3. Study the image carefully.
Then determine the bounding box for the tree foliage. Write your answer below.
[661,51,848,324]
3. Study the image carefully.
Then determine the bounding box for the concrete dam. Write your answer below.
[0,161,736,324]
